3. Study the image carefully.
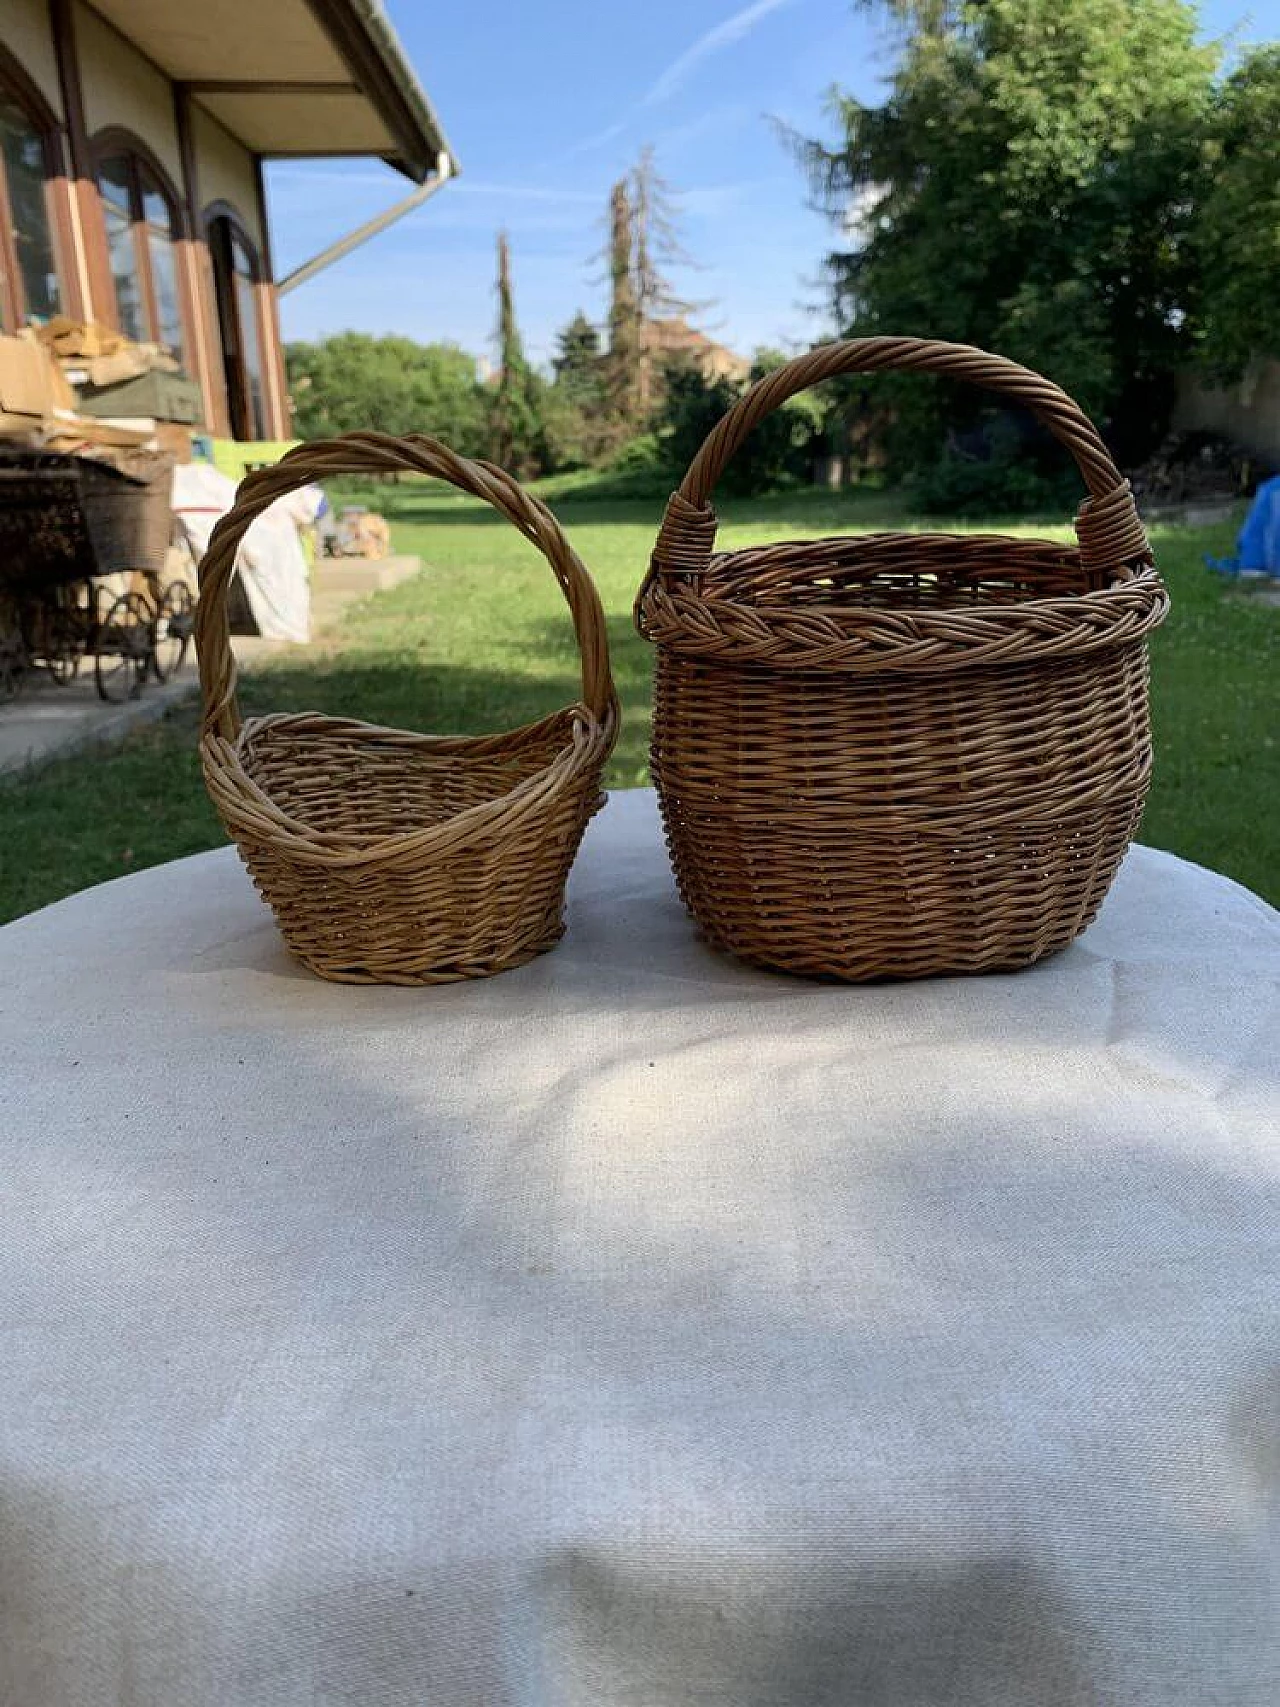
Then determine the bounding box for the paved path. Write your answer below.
[0,661,200,778]
[0,555,420,778]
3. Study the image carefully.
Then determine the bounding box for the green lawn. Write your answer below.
[0,481,1275,924]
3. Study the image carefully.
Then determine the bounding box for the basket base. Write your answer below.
[275,908,568,987]
[658,804,1142,983]
[649,636,1154,984]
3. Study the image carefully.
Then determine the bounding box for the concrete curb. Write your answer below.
[0,669,200,781]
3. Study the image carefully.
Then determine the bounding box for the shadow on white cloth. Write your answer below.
[0,791,1276,1705]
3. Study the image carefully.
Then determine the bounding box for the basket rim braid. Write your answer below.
[194,432,619,985]
[636,336,1169,671]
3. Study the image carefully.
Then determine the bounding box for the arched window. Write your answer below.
[0,49,64,329]
[92,131,186,360]
[205,205,267,440]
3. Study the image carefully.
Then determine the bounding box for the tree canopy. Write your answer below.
[285,332,487,455]
[802,0,1221,468]
[1193,45,1280,381]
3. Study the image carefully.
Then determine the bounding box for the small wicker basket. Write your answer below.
[636,337,1170,981]
[196,433,619,985]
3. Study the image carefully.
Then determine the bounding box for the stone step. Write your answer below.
[311,553,422,597]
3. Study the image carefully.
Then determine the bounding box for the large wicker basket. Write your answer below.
[196,433,619,985]
[0,447,173,590]
[635,337,1170,981]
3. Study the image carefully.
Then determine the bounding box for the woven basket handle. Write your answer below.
[195,431,614,743]
[651,336,1150,587]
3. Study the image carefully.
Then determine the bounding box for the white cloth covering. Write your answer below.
[171,461,319,643]
[0,790,1277,1707]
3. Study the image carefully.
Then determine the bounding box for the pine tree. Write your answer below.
[491,230,541,474]
[552,310,603,400]
[604,179,641,431]
[544,309,609,469]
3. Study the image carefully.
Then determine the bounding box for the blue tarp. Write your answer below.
[1208,475,1280,576]
[1237,475,1280,573]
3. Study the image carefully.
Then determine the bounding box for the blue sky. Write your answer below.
[265,0,1272,370]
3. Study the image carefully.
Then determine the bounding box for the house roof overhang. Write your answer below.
[83,0,457,182]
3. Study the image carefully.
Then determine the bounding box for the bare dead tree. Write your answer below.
[631,145,705,413]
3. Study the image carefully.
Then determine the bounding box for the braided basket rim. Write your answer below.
[637,534,1168,673]
[200,703,617,871]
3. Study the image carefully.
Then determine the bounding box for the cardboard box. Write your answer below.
[41,411,155,453]
[0,411,41,441]
[153,421,194,462]
[82,347,151,388]
[35,316,124,362]
[0,331,77,419]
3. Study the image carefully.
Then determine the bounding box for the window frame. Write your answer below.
[0,46,67,332]
[204,201,269,440]
[89,127,189,360]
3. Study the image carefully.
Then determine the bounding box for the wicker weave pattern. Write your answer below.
[635,338,1169,981]
[0,449,173,589]
[196,433,618,985]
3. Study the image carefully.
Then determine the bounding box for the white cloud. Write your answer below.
[651,103,751,155]
[641,0,797,108]
[558,120,630,163]
[556,0,799,162]
[839,181,881,244]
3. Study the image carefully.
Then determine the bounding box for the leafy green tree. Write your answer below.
[285,332,487,452]
[656,348,826,495]
[1193,45,1280,382]
[801,0,1218,474]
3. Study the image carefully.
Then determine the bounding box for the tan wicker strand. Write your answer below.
[195,432,618,985]
[634,337,1169,982]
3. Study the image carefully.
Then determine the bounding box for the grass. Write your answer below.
[0,480,1275,924]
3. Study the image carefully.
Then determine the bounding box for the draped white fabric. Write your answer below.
[171,461,317,643]
[1,790,1277,1706]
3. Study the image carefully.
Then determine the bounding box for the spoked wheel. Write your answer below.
[94,590,153,702]
[0,633,25,702]
[152,580,194,682]
[41,593,84,686]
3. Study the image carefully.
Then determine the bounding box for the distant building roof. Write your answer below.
[644,317,750,383]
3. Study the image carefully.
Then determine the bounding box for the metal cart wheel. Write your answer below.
[41,591,84,686]
[151,580,194,682]
[94,589,153,703]
[0,633,24,702]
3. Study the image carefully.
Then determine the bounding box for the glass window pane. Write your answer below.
[234,269,265,438]
[231,231,255,281]
[139,172,171,234]
[102,199,147,342]
[97,153,131,217]
[97,156,146,342]
[0,93,61,321]
[147,230,183,359]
